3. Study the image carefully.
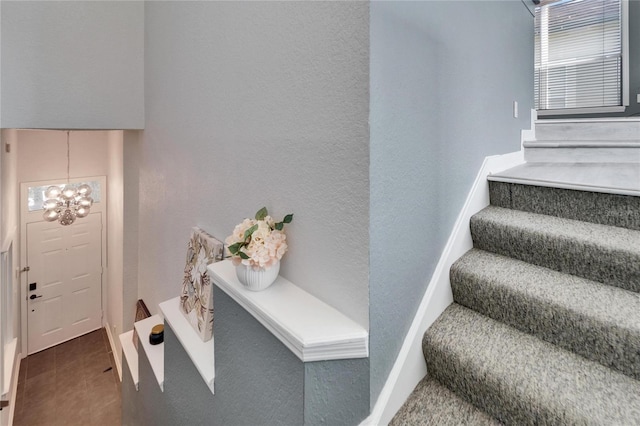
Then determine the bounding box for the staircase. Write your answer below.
[391,119,640,425]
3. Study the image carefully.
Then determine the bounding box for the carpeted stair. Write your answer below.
[391,181,640,425]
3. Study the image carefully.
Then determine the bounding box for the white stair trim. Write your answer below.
[534,117,640,123]
[524,141,640,148]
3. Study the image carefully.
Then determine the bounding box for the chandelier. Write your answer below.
[42,131,94,226]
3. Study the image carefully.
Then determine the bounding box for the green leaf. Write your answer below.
[283,214,293,224]
[238,251,250,260]
[255,207,268,221]
[243,224,258,240]
[227,242,243,255]
[275,222,284,231]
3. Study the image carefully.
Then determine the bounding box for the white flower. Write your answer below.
[225,208,292,269]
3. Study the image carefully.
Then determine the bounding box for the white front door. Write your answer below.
[26,213,103,354]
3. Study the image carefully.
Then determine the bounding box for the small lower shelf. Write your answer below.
[134,315,165,391]
[119,330,139,391]
[159,297,215,394]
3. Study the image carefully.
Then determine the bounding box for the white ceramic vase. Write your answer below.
[235,260,280,291]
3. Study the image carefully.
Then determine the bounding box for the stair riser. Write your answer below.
[534,120,640,141]
[451,256,640,380]
[424,339,552,425]
[489,182,640,231]
[524,147,640,163]
[470,218,640,293]
[389,376,502,426]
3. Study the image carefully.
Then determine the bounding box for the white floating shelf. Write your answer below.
[134,314,165,391]
[119,330,139,391]
[208,260,368,362]
[159,297,215,394]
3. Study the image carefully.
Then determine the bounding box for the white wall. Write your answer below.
[1,129,19,340]
[138,1,370,328]
[16,130,109,184]
[16,129,120,356]
[107,131,124,371]
[0,1,144,130]
[122,131,140,332]
[0,129,20,426]
[1,130,18,246]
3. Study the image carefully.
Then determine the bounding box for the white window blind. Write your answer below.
[534,0,623,111]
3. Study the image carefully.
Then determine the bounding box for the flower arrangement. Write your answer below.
[225,207,293,270]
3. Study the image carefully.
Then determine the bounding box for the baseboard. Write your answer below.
[362,149,526,426]
[105,322,123,381]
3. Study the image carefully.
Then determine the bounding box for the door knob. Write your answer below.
[29,294,42,300]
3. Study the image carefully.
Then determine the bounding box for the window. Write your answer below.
[534,0,627,113]
[27,180,102,212]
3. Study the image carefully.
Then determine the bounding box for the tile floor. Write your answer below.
[12,328,121,426]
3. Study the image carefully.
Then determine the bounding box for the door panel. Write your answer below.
[27,213,102,354]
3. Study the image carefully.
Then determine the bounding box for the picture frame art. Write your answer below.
[180,227,224,342]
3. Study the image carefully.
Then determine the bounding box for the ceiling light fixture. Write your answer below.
[42,131,94,226]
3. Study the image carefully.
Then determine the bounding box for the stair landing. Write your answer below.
[489,162,640,197]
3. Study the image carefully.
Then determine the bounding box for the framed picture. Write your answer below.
[180,227,223,342]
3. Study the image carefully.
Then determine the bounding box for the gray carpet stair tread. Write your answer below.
[470,206,640,292]
[424,304,640,425]
[451,248,640,380]
[488,181,640,231]
[390,376,502,426]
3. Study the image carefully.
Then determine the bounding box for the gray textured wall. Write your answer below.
[139,0,369,330]
[0,1,144,129]
[121,355,142,426]
[123,288,369,425]
[304,358,370,424]
[369,0,534,407]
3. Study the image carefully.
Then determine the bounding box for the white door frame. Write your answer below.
[19,176,107,357]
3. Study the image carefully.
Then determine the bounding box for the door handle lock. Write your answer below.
[29,294,42,300]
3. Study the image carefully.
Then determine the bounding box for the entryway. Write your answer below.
[26,212,103,354]
[20,174,108,357]
[12,328,121,426]
[3,128,130,425]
